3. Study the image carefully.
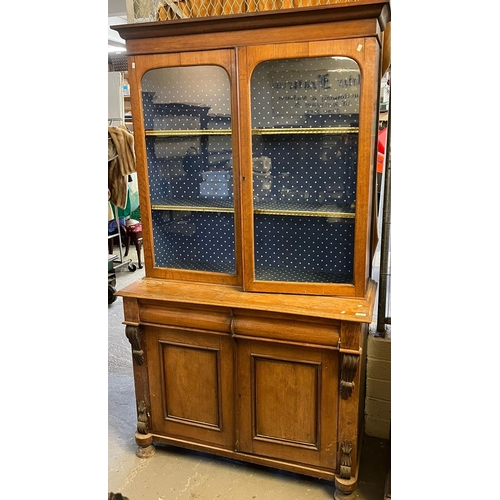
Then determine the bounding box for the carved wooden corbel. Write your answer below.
[126,325,144,365]
[137,400,149,435]
[340,354,358,400]
[339,439,353,479]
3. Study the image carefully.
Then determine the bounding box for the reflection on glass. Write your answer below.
[250,57,360,283]
[141,65,236,273]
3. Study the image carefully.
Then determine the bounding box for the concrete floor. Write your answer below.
[108,252,390,500]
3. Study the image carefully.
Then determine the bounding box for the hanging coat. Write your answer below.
[108,126,136,209]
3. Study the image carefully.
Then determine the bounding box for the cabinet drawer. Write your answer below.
[233,310,340,348]
[140,300,232,333]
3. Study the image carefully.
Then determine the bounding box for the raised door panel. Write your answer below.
[236,339,338,469]
[163,344,219,426]
[255,357,318,445]
[145,326,234,449]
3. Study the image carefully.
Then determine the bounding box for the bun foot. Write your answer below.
[135,432,155,458]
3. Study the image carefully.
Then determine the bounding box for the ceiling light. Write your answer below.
[108,45,126,53]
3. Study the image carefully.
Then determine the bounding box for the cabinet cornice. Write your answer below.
[112,2,390,42]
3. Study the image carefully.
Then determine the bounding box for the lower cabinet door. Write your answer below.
[145,326,234,449]
[236,339,339,470]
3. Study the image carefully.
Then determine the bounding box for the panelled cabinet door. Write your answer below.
[238,39,380,297]
[236,339,339,470]
[131,50,242,284]
[145,326,235,449]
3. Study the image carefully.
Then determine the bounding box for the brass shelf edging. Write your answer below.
[152,204,234,213]
[145,129,232,136]
[252,127,359,135]
[151,203,354,218]
[144,127,359,137]
[254,208,355,218]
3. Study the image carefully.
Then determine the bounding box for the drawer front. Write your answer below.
[140,300,232,333]
[233,309,340,348]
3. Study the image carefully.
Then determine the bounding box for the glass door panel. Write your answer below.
[250,57,360,284]
[141,65,236,274]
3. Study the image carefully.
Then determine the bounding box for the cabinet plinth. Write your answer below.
[113,2,389,495]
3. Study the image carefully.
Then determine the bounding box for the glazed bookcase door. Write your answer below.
[240,40,379,297]
[130,50,241,284]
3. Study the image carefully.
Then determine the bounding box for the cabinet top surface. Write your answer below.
[116,278,377,323]
[111,1,391,41]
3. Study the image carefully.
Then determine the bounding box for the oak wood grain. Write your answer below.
[116,277,377,323]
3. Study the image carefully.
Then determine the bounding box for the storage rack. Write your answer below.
[108,118,137,273]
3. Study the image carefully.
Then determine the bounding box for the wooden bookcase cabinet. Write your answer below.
[113,2,390,496]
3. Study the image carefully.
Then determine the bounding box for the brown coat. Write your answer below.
[108,126,136,209]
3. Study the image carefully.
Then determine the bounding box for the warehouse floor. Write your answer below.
[108,252,390,500]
